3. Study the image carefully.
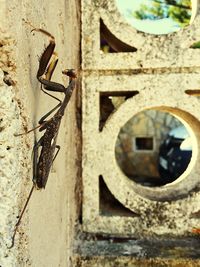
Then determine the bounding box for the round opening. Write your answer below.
[116,0,197,35]
[115,109,194,187]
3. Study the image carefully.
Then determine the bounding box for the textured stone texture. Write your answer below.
[82,0,200,70]
[0,1,80,266]
[82,72,200,235]
[81,0,200,242]
[0,70,30,266]
[73,256,200,267]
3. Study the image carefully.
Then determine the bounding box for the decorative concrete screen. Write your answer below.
[82,0,200,237]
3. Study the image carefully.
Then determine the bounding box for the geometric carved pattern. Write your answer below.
[82,0,200,236]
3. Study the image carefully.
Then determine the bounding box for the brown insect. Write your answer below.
[8,26,76,248]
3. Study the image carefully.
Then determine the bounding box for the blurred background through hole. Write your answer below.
[115,109,193,187]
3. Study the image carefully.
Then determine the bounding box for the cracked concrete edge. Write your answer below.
[0,34,33,267]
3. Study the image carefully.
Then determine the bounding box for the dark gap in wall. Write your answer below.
[3,71,15,86]
[101,91,139,97]
[99,91,139,131]
[100,18,137,53]
[99,95,115,131]
[190,210,200,218]
[99,175,139,217]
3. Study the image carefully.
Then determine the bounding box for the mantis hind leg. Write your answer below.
[52,145,60,162]
[8,185,34,249]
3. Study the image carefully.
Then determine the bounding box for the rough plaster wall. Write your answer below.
[0,0,80,266]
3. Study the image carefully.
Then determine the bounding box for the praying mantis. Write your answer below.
[8,26,76,248]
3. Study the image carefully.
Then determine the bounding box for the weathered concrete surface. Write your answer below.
[82,0,200,70]
[73,257,200,267]
[73,235,200,266]
[82,72,200,236]
[0,70,31,266]
[81,0,200,246]
[0,0,80,266]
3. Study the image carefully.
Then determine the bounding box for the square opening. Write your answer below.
[135,137,154,151]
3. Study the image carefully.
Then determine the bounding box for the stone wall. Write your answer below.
[81,0,200,245]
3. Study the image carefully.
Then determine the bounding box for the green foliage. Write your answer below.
[190,41,200,49]
[168,0,191,26]
[132,0,192,27]
[134,3,165,20]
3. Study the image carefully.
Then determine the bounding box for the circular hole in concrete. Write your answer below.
[116,0,197,35]
[115,109,194,187]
